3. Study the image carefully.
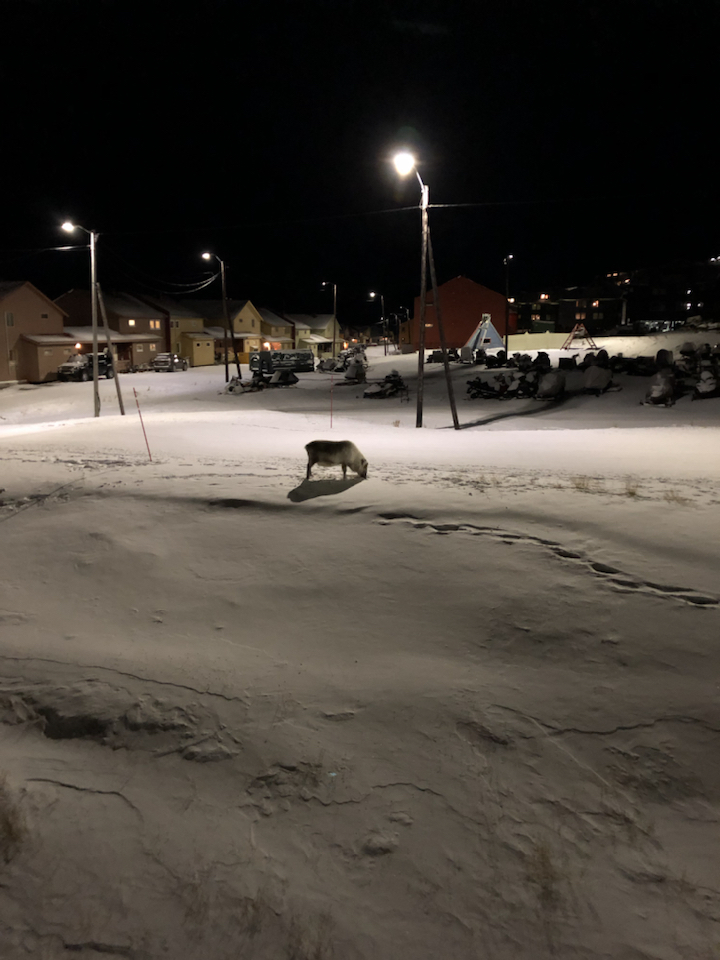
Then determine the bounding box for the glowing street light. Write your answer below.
[202,251,236,382]
[62,221,100,416]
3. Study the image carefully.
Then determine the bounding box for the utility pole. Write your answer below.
[416,181,429,428]
[503,254,513,358]
[97,285,125,415]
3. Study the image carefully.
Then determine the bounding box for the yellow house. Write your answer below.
[186,299,263,363]
[136,295,208,362]
[258,307,294,349]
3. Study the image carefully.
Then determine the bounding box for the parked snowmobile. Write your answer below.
[364,370,408,399]
[535,369,565,400]
[466,373,510,399]
[582,365,613,395]
[643,369,677,406]
[692,370,720,400]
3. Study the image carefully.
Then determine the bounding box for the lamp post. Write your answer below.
[62,222,100,416]
[202,252,234,382]
[393,152,428,426]
[393,152,459,430]
[503,254,514,357]
[369,291,387,355]
[321,281,337,357]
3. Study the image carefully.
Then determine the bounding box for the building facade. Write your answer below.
[400,276,513,351]
[1,281,69,382]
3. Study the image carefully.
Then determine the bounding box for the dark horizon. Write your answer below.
[2,0,718,325]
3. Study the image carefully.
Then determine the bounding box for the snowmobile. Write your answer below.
[692,370,720,400]
[535,369,566,400]
[363,371,408,400]
[582,365,613,396]
[466,373,510,399]
[642,370,677,406]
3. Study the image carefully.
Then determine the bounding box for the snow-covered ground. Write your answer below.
[1,346,719,959]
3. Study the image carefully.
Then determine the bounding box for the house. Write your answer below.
[257,308,294,350]
[185,299,263,362]
[1,281,69,383]
[54,290,165,370]
[400,276,513,352]
[283,313,340,356]
[136,295,212,365]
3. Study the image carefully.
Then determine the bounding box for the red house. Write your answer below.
[400,276,516,351]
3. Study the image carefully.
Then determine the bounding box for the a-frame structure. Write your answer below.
[463,317,506,352]
[561,323,599,350]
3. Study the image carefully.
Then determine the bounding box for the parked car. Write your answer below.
[57,352,114,382]
[150,353,189,372]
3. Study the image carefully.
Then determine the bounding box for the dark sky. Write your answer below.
[2,0,718,325]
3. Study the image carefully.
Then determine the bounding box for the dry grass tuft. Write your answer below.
[0,774,27,863]
[624,479,640,497]
[664,489,689,505]
[287,910,335,960]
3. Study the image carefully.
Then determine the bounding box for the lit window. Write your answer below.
[540,293,549,300]
[150,343,156,351]
[575,312,586,321]
[128,319,136,327]
[592,300,599,308]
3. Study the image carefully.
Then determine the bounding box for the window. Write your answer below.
[593,312,604,320]
[43,349,53,356]
[592,300,599,308]
[136,344,144,352]
[251,318,255,327]
[150,320,160,330]
[5,311,14,326]
[539,293,549,301]
[575,311,586,321]
[41,313,48,319]
[8,349,15,363]
[128,319,136,327]
[150,343,156,351]
[531,313,540,321]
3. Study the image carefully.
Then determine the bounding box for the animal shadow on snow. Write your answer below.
[287,477,364,502]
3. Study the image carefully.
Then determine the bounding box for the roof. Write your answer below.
[0,280,69,316]
[198,326,256,341]
[21,334,76,346]
[182,299,250,323]
[298,333,333,343]
[258,307,290,327]
[64,326,162,344]
[284,313,335,331]
[101,293,165,319]
[136,294,206,320]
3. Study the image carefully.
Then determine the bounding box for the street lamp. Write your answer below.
[202,252,236,382]
[321,281,338,357]
[62,221,100,416]
[393,152,430,426]
[503,254,514,357]
[369,291,387,355]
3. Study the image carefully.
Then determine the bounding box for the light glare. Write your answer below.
[393,152,416,176]
[61,222,75,232]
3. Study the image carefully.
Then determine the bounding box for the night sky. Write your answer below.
[2,0,718,326]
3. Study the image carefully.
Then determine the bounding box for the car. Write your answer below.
[150,353,189,372]
[57,353,114,382]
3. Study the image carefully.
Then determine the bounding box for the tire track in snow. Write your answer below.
[376,513,719,609]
